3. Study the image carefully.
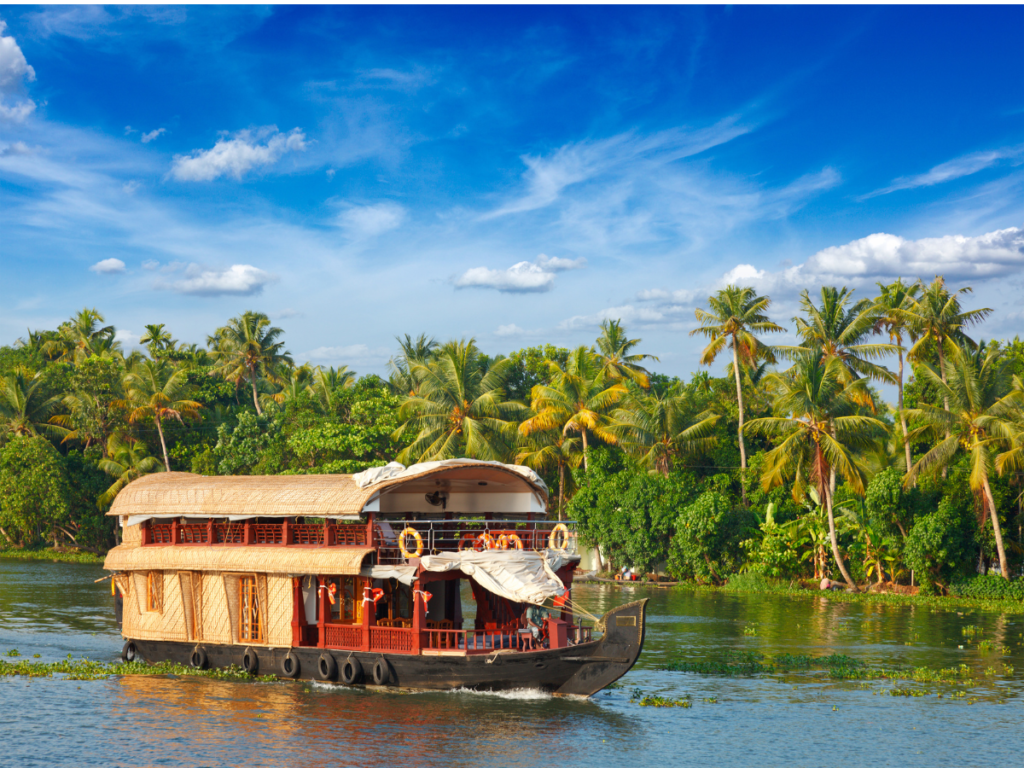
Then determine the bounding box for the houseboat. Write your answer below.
[103,459,646,696]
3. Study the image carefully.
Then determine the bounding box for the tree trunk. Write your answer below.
[982,475,1010,580]
[558,461,565,522]
[937,341,949,478]
[155,415,171,473]
[824,478,857,590]
[898,348,913,474]
[732,341,748,504]
[581,429,589,472]
[251,370,262,416]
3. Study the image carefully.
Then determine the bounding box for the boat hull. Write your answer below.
[125,599,647,697]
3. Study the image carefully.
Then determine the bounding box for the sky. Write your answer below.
[1,5,1023,384]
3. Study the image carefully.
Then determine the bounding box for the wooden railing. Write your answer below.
[252,524,283,545]
[369,626,414,653]
[179,524,209,544]
[425,628,519,654]
[324,623,362,650]
[142,520,368,547]
[214,523,244,544]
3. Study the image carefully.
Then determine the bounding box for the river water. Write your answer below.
[1,560,1022,768]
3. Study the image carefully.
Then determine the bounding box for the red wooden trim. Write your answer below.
[317,576,326,649]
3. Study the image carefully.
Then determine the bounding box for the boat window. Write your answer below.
[384,579,413,623]
[146,571,163,613]
[327,576,363,624]
[239,575,264,643]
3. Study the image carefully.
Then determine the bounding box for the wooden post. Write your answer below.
[206,518,214,546]
[361,580,373,652]
[291,577,303,646]
[322,519,330,547]
[243,519,254,546]
[171,519,180,545]
[141,520,151,546]
[317,576,327,648]
[366,513,375,548]
[412,577,424,653]
[283,518,292,546]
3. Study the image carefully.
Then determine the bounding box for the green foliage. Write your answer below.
[668,490,753,583]
[0,437,72,546]
[949,575,1024,601]
[210,412,286,475]
[904,498,978,594]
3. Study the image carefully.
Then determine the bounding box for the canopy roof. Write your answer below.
[107,460,549,520]
[104,542,374,576]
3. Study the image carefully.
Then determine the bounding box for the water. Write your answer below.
[2,560,1023,767]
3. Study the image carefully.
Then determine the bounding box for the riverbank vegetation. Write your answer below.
[1,276,1023,597]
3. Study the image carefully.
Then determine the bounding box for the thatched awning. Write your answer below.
[106,462,549,520]
[104,543,374,576]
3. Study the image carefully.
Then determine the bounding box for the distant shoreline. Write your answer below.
[0,548,105,565]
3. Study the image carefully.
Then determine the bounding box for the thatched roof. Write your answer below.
[104,542,374,575]
[106,461,549,520]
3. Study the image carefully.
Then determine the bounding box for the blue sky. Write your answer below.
[1,5,1022,381]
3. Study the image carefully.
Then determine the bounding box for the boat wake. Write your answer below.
[445,687,552,701]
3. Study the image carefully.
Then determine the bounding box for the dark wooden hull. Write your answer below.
[127,599,647,697]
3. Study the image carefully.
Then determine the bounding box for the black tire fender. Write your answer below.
[372,657,391,686]
[340,656,362,685]
[121,640,138,663]
[189,647,208,670]
[280,652,300,679]
[242,647,259,676]
[316,652,337,681]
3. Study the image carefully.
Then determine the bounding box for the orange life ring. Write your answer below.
[399,527,424,559]
[476,532,495,551]
[505,533,524,550]
[548,523,570,551]
[371,588,385,604]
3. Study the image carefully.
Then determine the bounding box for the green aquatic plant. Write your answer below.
[0,656,277,683]
[629,688,693,708]
[4,649,21,657]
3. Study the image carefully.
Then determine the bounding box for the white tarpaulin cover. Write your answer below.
[353,458,548,495]
[420,549,572,605]
[360,565,418,586]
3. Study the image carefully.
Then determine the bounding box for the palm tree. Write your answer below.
[140,324,176,357]
[904,342,1021,579]
[784,286,897,385]
[0,368,68,439]
[310,365,356,414]
[394,339,523,463]
[42,308,119,364]
[906,276,991,415]
[519,346,627,472]
[746,351,888,589]
[98,433,165,508]
[594,319,659,388]
[515,429,582,520]
[265,363,316,410]
[691,285,786,497]
[121,359,202,471]
[208,311,292,415]
[613,384,719,476]
[388,333,438,396]
[871,278,921,472]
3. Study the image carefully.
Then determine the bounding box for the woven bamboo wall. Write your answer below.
[122,522,141,546]
[122,571,187,643]
[223,574,241,644]
[202,572,232,645]
[267,576,292,646]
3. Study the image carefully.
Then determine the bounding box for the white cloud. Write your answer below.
[0,21,37,122]
[561,303,689,330]
[165,264,277,296]
[141,127,166,144]
[495,324,525,337]
[169,126,307,181]
[141,259,159,271]
[357,66,437,91]
[636,287,699,303]
[114,329,140,346]
[89,257,126,274]
[454,253,586,293]
[0,140,33,157]
[122,180,140,195]
[336,202,405,238]
[863,145,1024,199]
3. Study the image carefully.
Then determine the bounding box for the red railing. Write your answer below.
[179,524,208,544]
[425,628,520,654]
[292,524,324,545]
[252,524,283,545]
[324,623,362,649]
[214,523,244,544]
[333,526,367,546]
[150,524,173,544]
[369,627,414,653]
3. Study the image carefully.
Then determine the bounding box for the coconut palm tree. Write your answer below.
[264,363,316,410]
[906,277,991,414]
[904,342,1022,579]
[515,429,582,520]
[0,368,68,439]
[98,433,165,508]
[782,286,897,385]
[121,359,202,472]
[613,384,719,477]
[310,365,357,414]
[42,308,119,364]
[593,319,659,388]
[140,324,176,357]
[388,333,438,396]
[519,346,627,472]
[394,339,523,463]
[746,351,888,589]
[691,285,786,497]
[871,279,921,472]
[208,311,292,416]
